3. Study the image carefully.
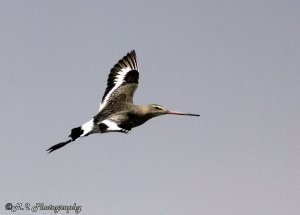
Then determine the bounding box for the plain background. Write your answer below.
[1,1,299,214]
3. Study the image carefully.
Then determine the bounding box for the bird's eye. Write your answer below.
[154,106,162,110]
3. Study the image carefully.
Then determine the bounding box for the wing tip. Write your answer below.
[99,50,139,111]
[126,50,138,69]
[129,49,136,56]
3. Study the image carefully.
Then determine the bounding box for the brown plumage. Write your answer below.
[47,50,199,153]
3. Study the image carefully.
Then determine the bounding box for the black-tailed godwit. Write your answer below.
[47,50,199,153]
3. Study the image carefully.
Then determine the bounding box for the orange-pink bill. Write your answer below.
[166,110,200,117]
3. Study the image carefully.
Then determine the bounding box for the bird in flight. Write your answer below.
[47,50,199,153]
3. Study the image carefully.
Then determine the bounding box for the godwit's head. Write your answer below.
[146,104,200,117]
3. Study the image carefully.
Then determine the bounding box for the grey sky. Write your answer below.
[1,0,299,214]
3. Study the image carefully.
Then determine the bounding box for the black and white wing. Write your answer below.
[98,50,139,112]
[98,119,131,134]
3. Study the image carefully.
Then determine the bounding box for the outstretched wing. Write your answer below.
[98,50,139,112]
[98,119,131,134]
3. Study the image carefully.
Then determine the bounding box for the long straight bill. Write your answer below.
[166,110,200,116]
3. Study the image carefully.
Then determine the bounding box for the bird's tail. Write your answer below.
[47,120,95,153]
[47,125,86,153]
[47,139,72,153]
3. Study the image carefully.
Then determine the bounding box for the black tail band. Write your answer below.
[47,139,72,153]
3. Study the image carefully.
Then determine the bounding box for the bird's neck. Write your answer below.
[123,105,154,128]
[133,105,155,120]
